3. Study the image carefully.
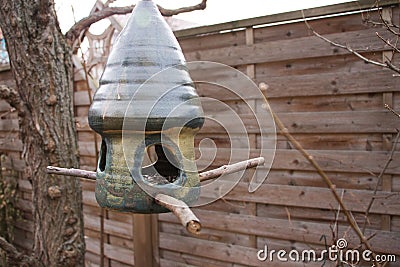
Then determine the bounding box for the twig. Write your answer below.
[385,104,400,118]
[0,236,36,266]
[46,157,265,182]
[362,130,400,233]
[376,32,400,54]
[199,157,264,182]
[66,0,207,43]
[270,109,380,266]
[302,11,400,75]
[46,166,96,179]
[47,157,263,235]
[155,194,201,235]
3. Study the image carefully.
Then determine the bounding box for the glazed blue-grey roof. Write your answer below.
[89,0,204,133]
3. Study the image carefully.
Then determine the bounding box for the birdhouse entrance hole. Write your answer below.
[141,143,181,185]
[99,140,107,172]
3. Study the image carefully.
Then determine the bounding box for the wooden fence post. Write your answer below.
[133,214,160,267]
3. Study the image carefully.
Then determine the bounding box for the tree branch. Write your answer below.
[155,194,201,235]
[46,166,96,179]
[47,156,263,234]
[0,236,36,266]
[302,11,400,75]
[385,104,400,118]
[199,157,264,182]
[269,107,381,267]
[362,130,400,233]
[46,157,264,183]
[157,0,207,17]
[66,0,207,44]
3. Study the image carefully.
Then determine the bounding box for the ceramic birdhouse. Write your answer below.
[88,0,204,213]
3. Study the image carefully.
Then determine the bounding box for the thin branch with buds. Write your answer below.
[269,108,381,267]
[66,0,207,44]
[385,104,400,118]
[362,130,400,233]
[302,11,400,75]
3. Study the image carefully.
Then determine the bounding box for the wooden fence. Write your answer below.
[1,0,400,266]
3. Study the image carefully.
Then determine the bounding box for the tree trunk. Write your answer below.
[0,1,85,266]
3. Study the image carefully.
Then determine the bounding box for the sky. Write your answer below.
[55,0,354,34]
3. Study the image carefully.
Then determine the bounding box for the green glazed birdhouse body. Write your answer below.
[88,0,204,213]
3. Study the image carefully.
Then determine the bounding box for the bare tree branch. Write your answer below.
[155,194,201,235]
[47,157,264,183]
[385,104,400,118]
[66,0,207,44]
[46,166,96,179]
[157,0,207,17]
[302,11,400,75]
[269,106,381,267]
[199,157,264,182]
[362,130,400,233]
[0,236,36,266]
[376,32,400,54]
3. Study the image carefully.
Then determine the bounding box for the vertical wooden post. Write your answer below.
[381,7,394,231]
[151,214,160,266]
[133,214,159,267]
[245,26,258,249]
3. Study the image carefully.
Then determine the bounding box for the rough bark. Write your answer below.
[0,0,85,266]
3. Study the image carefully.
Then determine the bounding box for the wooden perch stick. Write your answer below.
[155,194,201,235]
[47,166,96,180]
[46,156,265,182]
[199,156,264,182]
[46,157,264,234]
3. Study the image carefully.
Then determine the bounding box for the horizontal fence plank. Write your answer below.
[184,28,394,66]
[180,30,246,53]
[0,138,23,152]
[74,91,92,106]
[0,119,18,132]
[159,210,400,255]
[273,133,384,151]
[160,221,254,248]
[265,169,379,190]
[263,93,384,113]
[201,111,398,134]
[254,52,383,78]
[84,213,133,239]
[199,183,400,216]
[78,145,400,175]
[161,250,238,267]
[256,204,383,230]
[259,69,399,98]
[76,112,398,135]
[174,0,397,38]
[253,12,379,44]
[83,190,97,207]
[159,232,318,266]
[271,149,400,175]
[2,154,40,173]
[196,147,400,175]
[86,237,134,266]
